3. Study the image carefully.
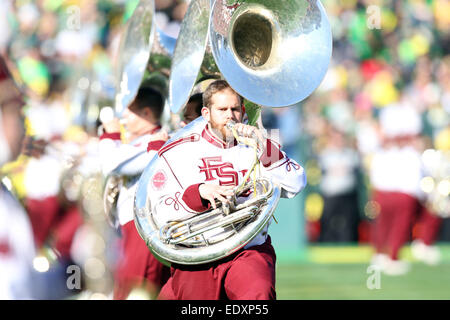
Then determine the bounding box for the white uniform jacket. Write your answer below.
[0,184,35,299]
[99,129,164,226]
[146,124,306,248]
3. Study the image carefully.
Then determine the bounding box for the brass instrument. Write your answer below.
[134,0,332,266]
[168,0,332,114]
[134,117,281,266]
[114,0,176,116]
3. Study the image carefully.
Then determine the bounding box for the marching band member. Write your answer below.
[151,80,306,300]
[0,56,35,299]
[22,104,83,270]
[179,92,203,128]
[99,86,170,299]
[369,101,426,275]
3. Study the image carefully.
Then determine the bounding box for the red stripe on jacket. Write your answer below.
[100,132,121,141]
[158,134,200,157]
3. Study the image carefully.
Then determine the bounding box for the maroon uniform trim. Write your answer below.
[147,140,166,152]
[0,240,11,255]
[157,134,200,157]
[181,183,211,213]
[201,125,238,149]
[161,154,184,189]
[260,139,285,167]
[100,132,121,141]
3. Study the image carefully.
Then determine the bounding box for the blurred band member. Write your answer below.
[99,86,170,299]
[0,56,35,299]
[369,102,427,275]
[22,125,84,296]
[180,92,203,128]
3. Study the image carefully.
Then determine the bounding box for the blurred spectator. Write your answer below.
[318,125,361,242]
[300,0,450,249]
[274,106,303,160]
[0,1,13,51]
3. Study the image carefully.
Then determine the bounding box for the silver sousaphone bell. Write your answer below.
[168,0,332,114]
[114,0,176,116]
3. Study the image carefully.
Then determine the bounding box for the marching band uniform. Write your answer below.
[0,183,36,299]
[22,135,85,299]
[151,124,306,299]
[411,206,442,265]
[23,103,84,272]
[0,56,35,299]
[369,103,426,275]
[99,127,170,299]
[24,151,84,261]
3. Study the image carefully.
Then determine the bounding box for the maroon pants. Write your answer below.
[53,205,83,258]
[158,236,276,300]
[415,206,442,246]
[26,195,60,247]
[114,221,170,299]
[372,191,419,260]
[26,196,83,258]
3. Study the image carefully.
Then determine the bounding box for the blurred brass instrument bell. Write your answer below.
[168,0,332,114]
[114,0,176,116]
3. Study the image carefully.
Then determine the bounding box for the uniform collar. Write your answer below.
[148,125,162,135]
[201,124,237,149]
[130,125,162,146]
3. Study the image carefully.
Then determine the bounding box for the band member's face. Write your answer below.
[122,103,153,139]
[202,88,242,141]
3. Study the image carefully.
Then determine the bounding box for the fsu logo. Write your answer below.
[198,156,238,186]
[151,170,167,190]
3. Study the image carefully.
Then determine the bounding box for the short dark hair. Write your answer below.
[183,93,203,123]
[202,79,242,109]
[132,86,164,120]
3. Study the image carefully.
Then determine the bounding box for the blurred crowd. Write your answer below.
[293,0,450,274]
[0,0,449,299]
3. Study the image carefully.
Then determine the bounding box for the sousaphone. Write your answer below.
[168,0,332,113]
[134,0,332,266]
[114,0,176,116]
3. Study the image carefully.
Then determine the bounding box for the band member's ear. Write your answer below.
[201,106,210,122]
[143,106,157,122]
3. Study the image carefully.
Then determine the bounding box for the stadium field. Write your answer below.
[275,244,450,300]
